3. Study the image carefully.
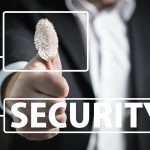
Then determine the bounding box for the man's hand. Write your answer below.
[5,54,69,141]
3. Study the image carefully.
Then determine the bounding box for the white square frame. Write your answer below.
[2,11,89,72]
[3,98,150,134]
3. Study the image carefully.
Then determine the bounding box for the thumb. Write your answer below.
[37,52,62,70]
[25,18,62,71]
[24,53,62,71]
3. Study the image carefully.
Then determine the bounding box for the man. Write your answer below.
[0,0,150,150]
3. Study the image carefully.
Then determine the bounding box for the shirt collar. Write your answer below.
[65,0,136,22]
[116,0,136,21]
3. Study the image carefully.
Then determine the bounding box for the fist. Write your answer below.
[5,54,69,141]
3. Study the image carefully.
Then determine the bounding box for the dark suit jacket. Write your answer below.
[0,0,150,150]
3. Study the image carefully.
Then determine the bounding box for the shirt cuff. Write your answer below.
[0,61,28,115]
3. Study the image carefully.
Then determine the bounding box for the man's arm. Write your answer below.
[2,13,69,141]
[2,54,69,141]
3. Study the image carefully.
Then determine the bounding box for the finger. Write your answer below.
[18,128,59,141]
[25,55,47,70]
[34,19,60,70]
[45,54,62,71]
[25,54,62,72]
[56,113,67,123]
[24,91,66,116]
[29,92,66,115]
[32,72,69,97]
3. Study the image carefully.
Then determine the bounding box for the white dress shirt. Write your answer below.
[65,0,135,150]
[0,0,136,149]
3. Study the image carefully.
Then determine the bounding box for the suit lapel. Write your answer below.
[128,0,150,98]
[127,1,150,149]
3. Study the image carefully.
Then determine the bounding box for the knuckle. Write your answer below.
[58,78,69,97]
[46,73,69,97]
[56,106,66,115]
[56,113,67,123]
[20,132,58,141]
